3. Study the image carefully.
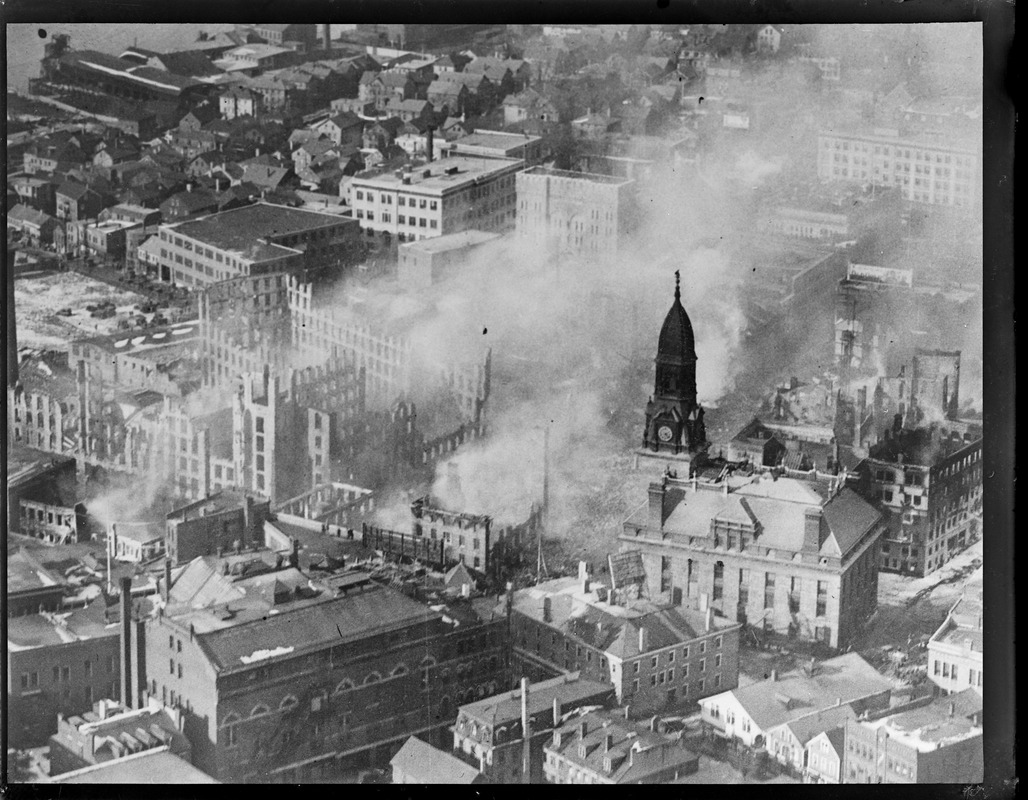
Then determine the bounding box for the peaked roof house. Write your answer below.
[697,652,894,751]
[391,736,484,784]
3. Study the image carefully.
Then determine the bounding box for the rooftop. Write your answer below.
[74,321,200,360]
[8,599,120,651]
[399,229,501,255]
[519,165,634,186]
[863,689,982,752]
[446,130,543,152]
[167,201,353,261]
[458,672,613,727]
[703,652,894,732]
[7,545,66,596]
[48,749,218,784]
[352,155,523,194]
[509,575,739,659]
[390,736,482,783]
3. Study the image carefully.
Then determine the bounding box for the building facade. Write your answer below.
[927,580,983,696]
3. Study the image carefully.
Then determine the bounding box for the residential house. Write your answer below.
[543,710,700,784]
[764,700,858,774]
[697,652,893,751]
[291,139,341,174]
[381,98,434,125]
[362,117,404,152]
[9,176,57,216]
[8,204,58,247]
[803,726,846,784]
[358,70,417,110]
[756,25,783,54]
[427,81,470,118]
[312,112,364,147]
[330,97,376,116]
[219,87,260,120]
[467,57,531,92]
[160,187,220,222]
[179,107,222,134]
[55,182,106,222]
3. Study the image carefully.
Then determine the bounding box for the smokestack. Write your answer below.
[426,126,435,162]
[553,696,561,727]
[323,24,332,51]
[119,576,132,709]
[7,249,18,388]
[243,495,253,548]
[521,677,531,784]
[163,558,172,603]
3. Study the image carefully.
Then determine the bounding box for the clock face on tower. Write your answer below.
[657,425,674,443]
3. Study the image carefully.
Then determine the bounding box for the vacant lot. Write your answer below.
[14,271,145,349]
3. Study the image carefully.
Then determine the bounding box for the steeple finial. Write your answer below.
[674,270,681,302]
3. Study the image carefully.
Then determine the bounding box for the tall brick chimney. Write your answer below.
[119,576,132,709]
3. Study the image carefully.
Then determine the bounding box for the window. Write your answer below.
[170,659,175,675]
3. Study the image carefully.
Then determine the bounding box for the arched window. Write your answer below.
[364,671,381,685]
[334,679,354,695]
[280,695,298,711]
[250,704,269,718]
[221,711,241,727]
[221,712,240,748]
[391,664,408,677]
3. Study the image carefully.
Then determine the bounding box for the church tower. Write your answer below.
[643,271,707,455]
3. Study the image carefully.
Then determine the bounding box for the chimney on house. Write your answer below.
[521,677,531,784]
[542,596,552,623]
[289,537,300,568]
[243,494,254,547]
[769,668,778,682]
[323,24,332,51]
[553,696,561,727]
[638,625,649,653]
[604,732,614,752]
[578,719,588,740]
[649,715,660,732]
[705,606,714,632]
[426,125,435,162]
[948,702,955,717]
[119,576,133,709]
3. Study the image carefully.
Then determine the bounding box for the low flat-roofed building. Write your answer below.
[440,129,545,166]
[153,201,361,287]
[109,522,165,563]
[927,579,982,695]
[543,709,699,784]
[397,229,501,288]
[49,697,192,776]
[452,673,615,783]
[6,544,67,617]
[350,155,523,242]
[391,735,485,784]
[47,748,219,784]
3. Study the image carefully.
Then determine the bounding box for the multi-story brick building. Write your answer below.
[152,202,361,287]
[859,423,982,577]
[451,674,614,784]
[146,554,508,782]
[165,490,272,566]
[7,600,123,748]
[927,579,983,696]
[618,470,884,650]
[816,128,980,209]
[842,689,983,784]
[508,569,742,714]
[515,167,635,258]
[349,155,523,243]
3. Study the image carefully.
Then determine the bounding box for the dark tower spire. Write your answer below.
[642,270,707,455]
